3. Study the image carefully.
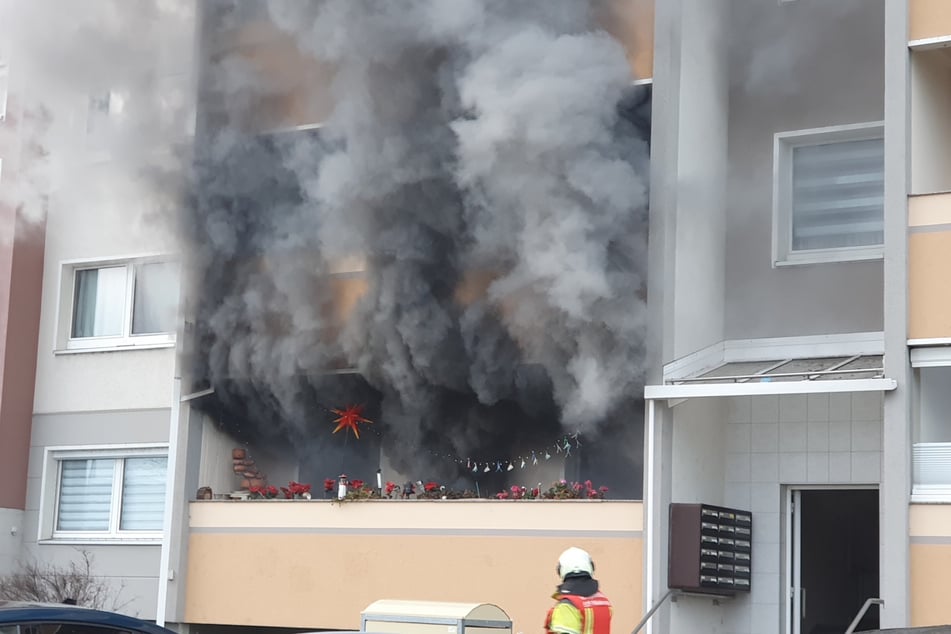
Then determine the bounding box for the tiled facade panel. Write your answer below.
[722,393,883,634]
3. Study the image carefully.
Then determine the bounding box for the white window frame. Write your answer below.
[772,121,885,267]
[910,353,951,502]
[55,254,179,353]
[38,444,169,544]
[0,61,7,123]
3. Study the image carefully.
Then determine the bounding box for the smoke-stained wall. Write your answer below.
[187,1,652,497]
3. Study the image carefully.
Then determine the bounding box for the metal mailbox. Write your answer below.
[668,503,753,595]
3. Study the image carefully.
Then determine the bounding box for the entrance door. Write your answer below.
[788,488,879,634]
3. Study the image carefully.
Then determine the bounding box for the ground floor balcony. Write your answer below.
[182,499,644,632]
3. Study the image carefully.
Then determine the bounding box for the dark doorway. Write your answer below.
[795,489,879,634]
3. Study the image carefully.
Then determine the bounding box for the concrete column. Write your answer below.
[880,0,911,627]
[644,400,673,634]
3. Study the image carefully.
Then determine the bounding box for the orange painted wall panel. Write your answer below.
[599,0,654,80]
[909,229,951,340]
[185,532,642,632]
[184,501,643,632]
[910,543,951,626]
[910,0,951,42]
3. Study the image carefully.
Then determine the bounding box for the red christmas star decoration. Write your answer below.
[331,404,373,439]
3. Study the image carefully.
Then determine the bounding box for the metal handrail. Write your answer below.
[845,597,884,634]
[670,367,884,384]
[631,589,679,634]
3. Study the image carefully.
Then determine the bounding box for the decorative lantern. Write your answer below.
[337,474,349,500]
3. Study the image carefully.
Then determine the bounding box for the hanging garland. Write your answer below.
[319,400,580,473]
[428,433,581,474]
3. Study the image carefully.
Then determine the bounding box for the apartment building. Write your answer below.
[4,1,951,634]
[0,0,197,619]
[647,0,950,632]
[0,0,46,583]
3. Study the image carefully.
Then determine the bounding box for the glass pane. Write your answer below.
[920,366,951,443]
[914,443,951,486]
[56,459,115,531]
[71,267,126,338]
[791,137,884,251]
[119,456,167,531]
[131,261,179,335]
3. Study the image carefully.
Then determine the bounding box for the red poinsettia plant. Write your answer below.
[281,481,312,499]
[335,479,379,501]
[248,484,280,499]
[495,480,609,500]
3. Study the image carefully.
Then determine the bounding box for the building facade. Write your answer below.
[4,1,951,634]
[0,0,197,619]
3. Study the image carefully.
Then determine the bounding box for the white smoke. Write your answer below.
[0,0,194,241]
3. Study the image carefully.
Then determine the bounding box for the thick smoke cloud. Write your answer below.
[0,0,194,240]
[192,0,650,480]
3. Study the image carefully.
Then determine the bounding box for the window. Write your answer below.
[86,90,126,135]
[913,365,951,501]
[64,259,179,350]
[0,62,7,123]
[773,122,884,266]
[41,447,167,542]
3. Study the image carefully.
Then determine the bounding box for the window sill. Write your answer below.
[39,538,162,546]
[54,342,175,355]
[773,249,884,268]
[911,486,951,503]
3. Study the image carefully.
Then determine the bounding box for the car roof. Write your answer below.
[0,601,175,634]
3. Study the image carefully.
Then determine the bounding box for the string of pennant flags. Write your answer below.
[428,433,582,474]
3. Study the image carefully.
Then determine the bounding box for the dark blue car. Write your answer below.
[0,602,176,634]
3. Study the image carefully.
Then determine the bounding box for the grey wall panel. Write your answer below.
[724,0,886,339]
[30,409,171,447]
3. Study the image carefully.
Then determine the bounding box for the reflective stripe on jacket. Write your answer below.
[545,591,612,634]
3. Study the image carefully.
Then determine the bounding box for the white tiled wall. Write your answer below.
[721,391,883,633]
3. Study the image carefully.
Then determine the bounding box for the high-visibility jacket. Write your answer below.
[545,591,612,634]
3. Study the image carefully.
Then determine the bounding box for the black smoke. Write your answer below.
[186,0,650,497]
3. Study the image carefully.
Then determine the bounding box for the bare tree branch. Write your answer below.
[0,550,130,612]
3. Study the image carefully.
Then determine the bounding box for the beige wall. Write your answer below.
[910,0,951,42]
[909,505,951,626]
[599,0,654,80]
[184,500,643,633]
[908,194,951,340]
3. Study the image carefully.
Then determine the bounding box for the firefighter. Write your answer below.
[544,547,613,634]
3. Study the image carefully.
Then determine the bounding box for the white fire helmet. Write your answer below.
[557,547,595,579]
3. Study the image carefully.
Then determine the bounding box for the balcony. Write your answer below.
[184,499,644,631]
